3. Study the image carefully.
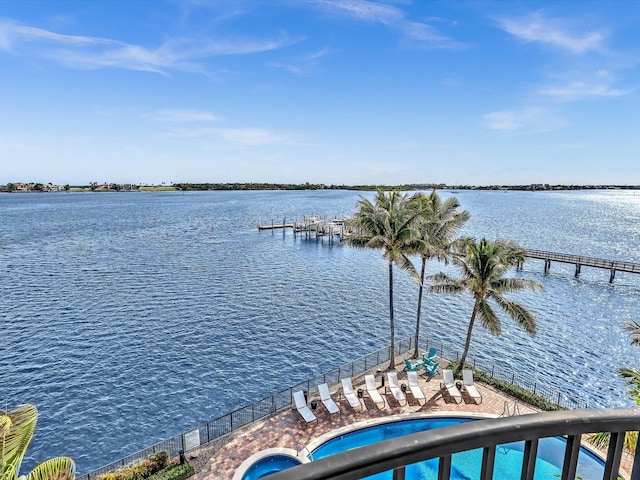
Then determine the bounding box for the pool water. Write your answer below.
[242,454,302,480]
[308,417,607,480]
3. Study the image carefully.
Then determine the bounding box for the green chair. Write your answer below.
[423,360,439,377]
[404,358,420,372]
[422,347,437,364]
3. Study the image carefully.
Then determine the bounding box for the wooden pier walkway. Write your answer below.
[258,216,346,245]
[523,249,640,282]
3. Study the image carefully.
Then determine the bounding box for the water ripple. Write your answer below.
[1,190,639,473]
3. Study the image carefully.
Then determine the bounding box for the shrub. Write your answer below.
[95,451,168,480]
[147,463,195,480]
[446,361,563,412]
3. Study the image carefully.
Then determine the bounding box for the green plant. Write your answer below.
[94,452,168,480]
[430,238,543,375]
[345,190,425,369]
[407,190,470,359]
[446,361,563,411]
[1,404,75,480]
[146,463,194,480]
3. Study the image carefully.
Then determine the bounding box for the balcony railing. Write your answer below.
[264,408,640,480]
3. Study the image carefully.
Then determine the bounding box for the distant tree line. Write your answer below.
[171,182,450,191]
[4,181,640,193]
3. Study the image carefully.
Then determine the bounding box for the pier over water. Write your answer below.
[260,218,640,283]
[523,249,640,282]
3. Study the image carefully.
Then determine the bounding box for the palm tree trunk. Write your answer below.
[456,299,479,375]
[388,261,396,370]
[413,256,427,358]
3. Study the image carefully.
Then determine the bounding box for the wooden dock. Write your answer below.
[258,216,347,245]
[523,249,640,282]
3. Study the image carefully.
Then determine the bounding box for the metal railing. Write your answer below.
[82,335,591,479]
[264,408,640,480]
[524,249,640,275]
[81,336,416,479]
[423,338,590,410]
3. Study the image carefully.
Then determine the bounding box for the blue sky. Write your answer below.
[1,0,639,186]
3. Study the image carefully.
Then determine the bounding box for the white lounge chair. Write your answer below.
[441,369,462,404]
[407,371,426,404]
[462,369,482,404]
[341,377,363,410]
[386,371,407,406]
[318,383,340,415]
[365,374,385,409]
[293,390,317,424]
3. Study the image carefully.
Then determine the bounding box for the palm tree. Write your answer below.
[346,190,424,369]
[1,404,75,480]
[618,321,640,404]
[408,190,470,358]
[589,321,640,454]
[429,238,543,375]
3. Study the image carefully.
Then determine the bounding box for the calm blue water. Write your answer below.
[308,417,606,480]
[1,189,639,474]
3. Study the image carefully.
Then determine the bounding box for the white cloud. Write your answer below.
[217,128,288,145]
[143,109,221,122]
[496,12,607,54]
[166,126,290,145]
[268,47,331,76]
[0,18,294,74]
[539,81,634,100]
[311,0,466,48]
[483,107,567,133]
[314,0,403,24]
[0,19,114,50]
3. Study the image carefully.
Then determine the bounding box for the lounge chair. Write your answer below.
[365,374,385,409]
[423,360,439,377]
[441,369,462,403]
[341,377,363,410]
[386,371,407,406]
[403,358,420,372]
[462,369,482,404]
[318,383,341,415]
[407,371,426,404]
[293,390,318,424]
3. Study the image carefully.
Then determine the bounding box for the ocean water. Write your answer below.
[1,189,639,474]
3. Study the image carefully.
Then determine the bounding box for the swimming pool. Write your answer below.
[309,416,608,479]
[239,452,302,480]
[237,415,609,480]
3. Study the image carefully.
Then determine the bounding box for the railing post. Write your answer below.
[438,455,452,480]
[630,442,640,480]
[603,431,624,480]
[560,434,580,480]
[521,438,539,480]
[392,466,406,480]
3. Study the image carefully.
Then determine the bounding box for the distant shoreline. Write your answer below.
[2,182,640,193]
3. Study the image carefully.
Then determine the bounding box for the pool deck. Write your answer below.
[190,363,632,479]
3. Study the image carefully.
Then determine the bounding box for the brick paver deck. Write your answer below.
[188,362,633,479]
[190,365,543,480]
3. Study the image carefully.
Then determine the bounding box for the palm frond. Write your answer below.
[617,367,640,404]
[26,457,75,480]
[1,404,37,480]
[477,299,501,336]
[624,321,640,347]
[491,295,537,335]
